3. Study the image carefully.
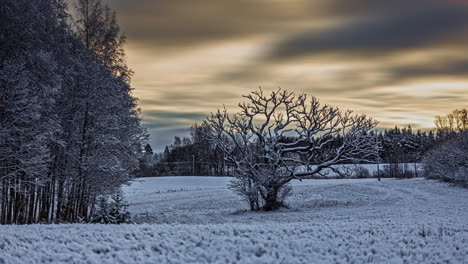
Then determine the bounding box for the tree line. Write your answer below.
[0,0,145,224]
[140,124,226,177]
[141,121,442,178]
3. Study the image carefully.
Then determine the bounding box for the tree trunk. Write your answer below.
[56,179,64,221]
[262,187,282,211]
[28,184,35,224]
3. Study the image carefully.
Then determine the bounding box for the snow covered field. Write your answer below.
[1,177,467,263]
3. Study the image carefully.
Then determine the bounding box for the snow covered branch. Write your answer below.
[205,88,378,210]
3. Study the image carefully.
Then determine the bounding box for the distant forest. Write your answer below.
[141,109,467,178]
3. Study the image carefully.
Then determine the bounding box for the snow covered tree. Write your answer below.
[423,132,468,184]
[0,0,145,224]
[205,89,378,211]
[48,0,145,222]
[0,0,67,224]
[91,191,131,224]
[73,0,130,77]
[424,109,468,185]
[173,136,182,148]
[140,144,155,177]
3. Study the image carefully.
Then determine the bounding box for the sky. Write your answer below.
[98,0,468,152]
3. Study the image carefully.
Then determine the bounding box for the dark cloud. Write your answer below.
[213,57,468,97]
[386,60,468,83]
[323,0,448,17]
[107,0,468,53]
[144,110,206,121]
[112,0,320,48]
[266,6,468,61]
[140,89,237,108]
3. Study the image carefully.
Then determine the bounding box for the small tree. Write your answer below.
[108,191,131,224]
[205,89,378,211]
[140,144,154,177]
[91,191,131,224]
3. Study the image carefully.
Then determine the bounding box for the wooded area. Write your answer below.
[0,0,145,224]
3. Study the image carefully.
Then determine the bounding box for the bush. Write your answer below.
[228,176,260,211]
[228,169,293,211]
[91,191,131,224]
[422,133,468,185]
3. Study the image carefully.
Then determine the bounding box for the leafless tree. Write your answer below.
[425,109,468,185]
[435,109,468,135]
[205,89,378,211]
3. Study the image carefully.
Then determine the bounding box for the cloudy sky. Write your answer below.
[102,0,468,151]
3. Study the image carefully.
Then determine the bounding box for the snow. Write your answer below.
[1,221,467,264]
[1,177,467,263]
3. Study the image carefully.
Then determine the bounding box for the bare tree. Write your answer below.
[435,109,468,135]
[205,89,378,211]
[73,0,130,78]
[425,109,468,185]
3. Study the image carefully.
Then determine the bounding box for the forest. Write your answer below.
[0,0,145,224]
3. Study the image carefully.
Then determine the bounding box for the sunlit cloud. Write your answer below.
[100,0,468,151]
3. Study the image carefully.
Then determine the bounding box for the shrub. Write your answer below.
[91,191,131,224]
[422,133,468,185]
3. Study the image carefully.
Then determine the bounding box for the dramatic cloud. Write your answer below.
[266,6,468,61]
[95,0,468,151]
[112,0,324,49]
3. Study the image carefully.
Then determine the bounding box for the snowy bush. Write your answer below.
[91,192,131,224]
[228,174,261,211]
[227,166,293,211]
[423,132,468,185]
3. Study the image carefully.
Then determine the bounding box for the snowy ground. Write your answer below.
[1,177,467,263]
